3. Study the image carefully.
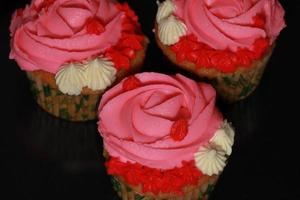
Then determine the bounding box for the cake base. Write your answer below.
[155,28,274,103]
[110,175,218,200]
[26,39,148,121]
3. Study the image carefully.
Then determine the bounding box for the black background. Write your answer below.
[1,0,300,199]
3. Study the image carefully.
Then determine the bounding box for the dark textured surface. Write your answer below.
[2,0,300,199]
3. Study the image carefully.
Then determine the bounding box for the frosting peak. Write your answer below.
[10,0,124,73]
[210,120,235,155]
[158,15,187,45]
[55,57,117,95]
[194,120,235,175]
[173,0,286,51]
[204,0,256,18]
[98,73,223,170]
[194,145,226,176]
[85,58,116,91]
[156,0,176,22]
[55,62,87,95]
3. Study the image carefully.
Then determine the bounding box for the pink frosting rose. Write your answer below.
[10,0,124,73]
[174,0,286,51]
[98,73,223,169]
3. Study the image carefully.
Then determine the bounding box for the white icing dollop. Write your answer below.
[210,120,235,155]
[156,0,175,22]
[194,145,226,176]
[85,58,117,91]
[158,15,187,45]
[55,57,117,95]
[55,63,87,95]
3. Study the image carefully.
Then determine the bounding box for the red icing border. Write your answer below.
[169,13,269,73]
[170,35,269,73]
[29,2,144,71]
[104,3,145,70]
[106,157,203,195]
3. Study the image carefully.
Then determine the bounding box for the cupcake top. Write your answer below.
[10,0,145,95]
[156,0,286,72]
[98,72,235,194]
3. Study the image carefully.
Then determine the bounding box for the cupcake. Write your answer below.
[10,0,148,121]
[155,0,285,102]
[98,72,235,200]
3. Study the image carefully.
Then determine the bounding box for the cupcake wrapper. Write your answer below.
[26,72,100,121]
[110,176,218,200]
[212,49,273,102]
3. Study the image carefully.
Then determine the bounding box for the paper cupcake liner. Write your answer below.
[110,175,218,200]
[26,72,100,121]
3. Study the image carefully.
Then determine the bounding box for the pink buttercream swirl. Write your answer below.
[10,0,125,73]
[174,0,286,51]
[98,73,223,170]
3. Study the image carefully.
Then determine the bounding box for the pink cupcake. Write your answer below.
[155,0,285,102]
[10,0,148,121]
[98,72,235,199]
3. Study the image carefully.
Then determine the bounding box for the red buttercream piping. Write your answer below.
[106,157,203,195]
[105,3,144,70]
[32,2,144,70]
[170,35,269,73]
[169,13,269,73]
